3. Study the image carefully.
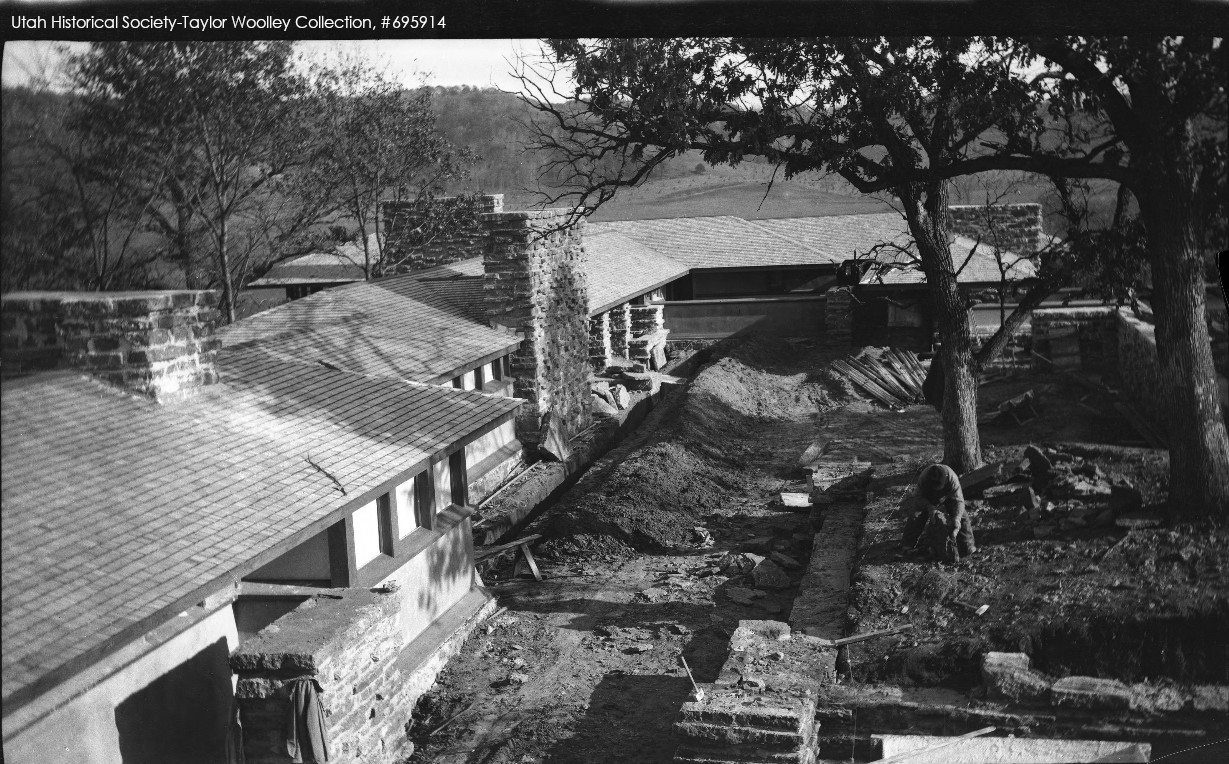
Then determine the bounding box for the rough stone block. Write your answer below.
[982,652,1050,703]
[1050,676,1132,711]
[752,559,792,590]
[1192,685,1229,712]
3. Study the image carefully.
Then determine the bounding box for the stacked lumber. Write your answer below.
[830,349,927,411]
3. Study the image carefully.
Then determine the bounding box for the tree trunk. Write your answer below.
[218,218,236,324]
[902,182,983,474]
[1139,166,1229,518]
[975,276,1061,371]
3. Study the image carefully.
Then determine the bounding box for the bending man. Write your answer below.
[900,463,976,563]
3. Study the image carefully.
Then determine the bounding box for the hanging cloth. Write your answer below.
[226,696,246,764]
[285,677,330,763]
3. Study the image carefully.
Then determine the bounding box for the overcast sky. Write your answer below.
[1,39,541,91]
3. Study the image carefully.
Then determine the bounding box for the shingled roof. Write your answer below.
[596,212,1035,285]
[584,230,690,314]
[220,268,520,385]
[590,216,826,270]
[248,251,367,288]
[0,348,520,708]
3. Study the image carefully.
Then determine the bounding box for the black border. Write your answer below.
[3,1,1229,41]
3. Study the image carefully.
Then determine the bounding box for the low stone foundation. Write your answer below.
[674,621,826,764]
[231,586,494,763]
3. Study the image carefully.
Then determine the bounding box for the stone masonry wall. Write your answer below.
[381,194,503,273]
[1,291,221,401]
[971,328,1032,371]
[482,209,592,450]
[589,312,613,371]
[629,304,668,368]
[1031,307,1118,375]
[948,203,1044,255]
[824,290,852,350]
[608,303,632,359]
[227,587,495,764]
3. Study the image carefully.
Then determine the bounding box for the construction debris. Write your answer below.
[979,389,1041,425]
[960,445,1151,538]
[830,348,928,410]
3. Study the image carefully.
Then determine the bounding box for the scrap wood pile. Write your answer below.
[830,348,928,411]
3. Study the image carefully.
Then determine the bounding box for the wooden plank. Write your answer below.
[850,356,911,401]
[875,727,997,764]
[896,348,926,385]
[834,359,904,410]
[474,533,543,561]
[808,623,914,648]
[832,623,914,647]
[520,544,543,581]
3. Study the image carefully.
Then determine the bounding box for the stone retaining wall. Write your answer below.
[231,586,494,764]
[232,588,411,763]
[1,290,222,401]
[1031,307,1118,374]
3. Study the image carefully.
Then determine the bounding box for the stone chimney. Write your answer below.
[481,208,592,451]
[948,203,1044,255]
[1,290,222,402]
[381,193,503,272]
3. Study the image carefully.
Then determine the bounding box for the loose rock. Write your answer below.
[1023,444,1052,477]
[752,558,792,590]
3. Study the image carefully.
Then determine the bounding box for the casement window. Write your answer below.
[353,495,394,568]
[394,472,435,536]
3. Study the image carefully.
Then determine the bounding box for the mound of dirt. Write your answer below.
[547,440,742,551]
[544,335,839,552]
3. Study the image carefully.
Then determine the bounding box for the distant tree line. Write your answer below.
[0,44,552,320]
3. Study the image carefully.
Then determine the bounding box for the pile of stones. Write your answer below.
[964,445,1147,539]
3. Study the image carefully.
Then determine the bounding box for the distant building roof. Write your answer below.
[0,350,519,707]
[597,213,1036,285]
[220,269,521,385]
[590,216,827,270]
[249,236,377,288]
[864,234,1038,286]
[584,231,690,314]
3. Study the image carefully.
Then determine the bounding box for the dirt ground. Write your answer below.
[407,340,1229,762]
[846,374,1229,694]
[408,338,841,763]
